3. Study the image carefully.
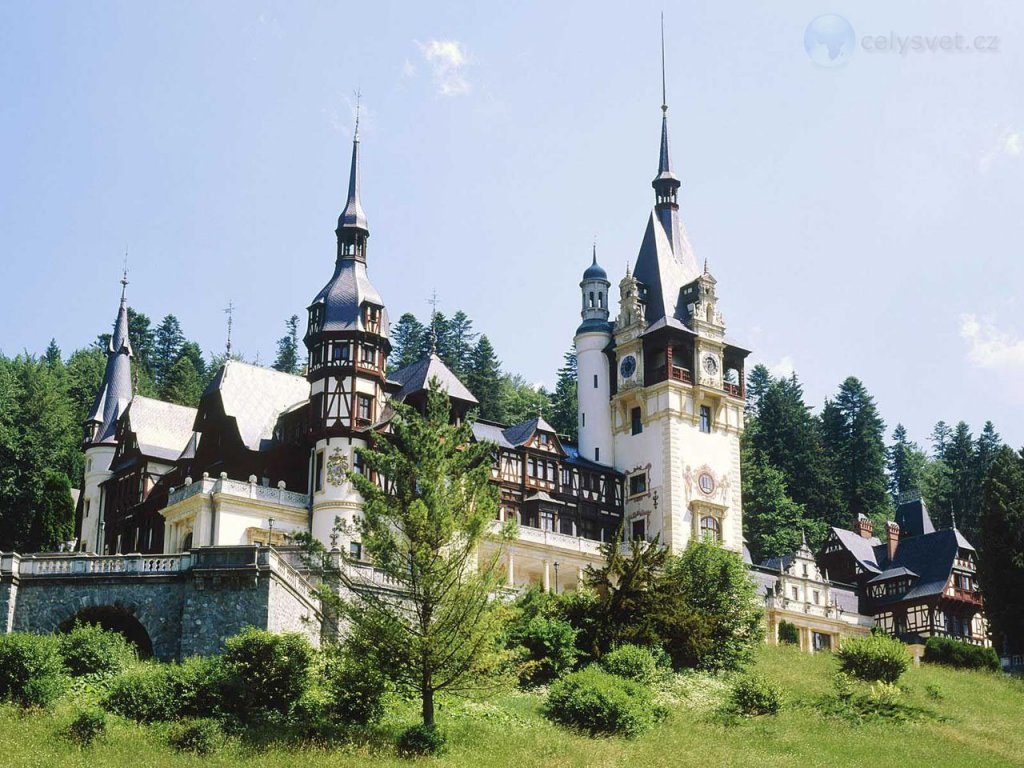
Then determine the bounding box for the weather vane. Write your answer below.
[224,300,235,358]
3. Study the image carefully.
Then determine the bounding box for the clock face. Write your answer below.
[698,472,716,495]
[620,355,637,379]
[702,355,719,376]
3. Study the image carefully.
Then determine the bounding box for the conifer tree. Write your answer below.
[741,451,811,561]
[389,313,428,371]
[447,310,478,377]
[162,355,203,407]
[820,377,891,525]
[272,315,301,374]
[325,382,511,728]
[153,315,185,386]
[942,421,977,532]
[466,335,503,421]
[887,423,927,502]
[978,446,1024,655]
[43,339,62,368]
[548,347,578,441]
[745,363,772,416]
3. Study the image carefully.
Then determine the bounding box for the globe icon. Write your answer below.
[804,15,855,68]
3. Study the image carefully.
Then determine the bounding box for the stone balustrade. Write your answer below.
[168,475,309,510]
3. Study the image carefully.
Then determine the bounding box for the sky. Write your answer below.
[1,1,1022,450]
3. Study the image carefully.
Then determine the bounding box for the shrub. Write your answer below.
[545,667,667,737]
[777,620,800,646]
[322,647,387,725]
[102,664,174,723]
[397,723,446,756]
[837,634,910,683]
[728,674,782,716]
[599,644,660,686]
[509,614,580,686]
[923,636,1000,671]
[63,709,107,747]
[168,718,222,755]
[0,633,66,707]
[58,623,136,678]
[167,656,222,718]
[220,628,313,720]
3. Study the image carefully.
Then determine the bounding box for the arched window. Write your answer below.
[700,516,721,544]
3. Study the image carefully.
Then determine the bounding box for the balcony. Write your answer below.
[168,475,310,510]
[948,586,983,605]
[670,366,693,384]
[490,521,604,557]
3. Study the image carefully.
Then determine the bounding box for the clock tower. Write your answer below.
[602,35,750,554]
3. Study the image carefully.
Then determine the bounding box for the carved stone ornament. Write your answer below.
[325,448,350,487]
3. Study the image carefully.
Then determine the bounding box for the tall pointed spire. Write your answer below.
[653,13,680,204]
[84,271,134,446]
[336,92,369,261]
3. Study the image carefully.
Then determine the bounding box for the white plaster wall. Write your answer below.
[80,445,115,553]
[575,331,614,466]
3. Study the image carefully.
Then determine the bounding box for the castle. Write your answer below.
[72,77,749,593]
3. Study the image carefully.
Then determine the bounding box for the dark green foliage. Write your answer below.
[166,656,223,718]
[102,664,175,722]
[659,542,763,672]
[887,424,927,502]
[741,452,811,562]
[219,628,314,720]
[389,313,429,372]
[397,723,447,756]
[777,620,800,646]
[152,315,185,387]
[728,674,782,716]
[0,633,66,707]
[819,377,892,525]
[923,637,999,671]
[821,673,932,724]
[599,645,660,686]
[321,647,388,725]
[445,310,477,376]
[30,469,75,552]
[544,667,666,737]
[836,635,910,683]
[466,335,503,420]
[160,355,202,406]
[167,718,222,755]
[272,314,301,374]
[978,446,1024,655]
[548,347,578,442]
[62,709,107,747]
[58,623,137,677]
[506,589,579,686]
[745,363,773,416]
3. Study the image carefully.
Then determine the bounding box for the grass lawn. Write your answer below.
[1,644,1021,768]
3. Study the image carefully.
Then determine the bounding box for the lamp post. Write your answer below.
[267,516,275,548]
[553,561,560,594]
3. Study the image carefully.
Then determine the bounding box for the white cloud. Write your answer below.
[769,355,796,379]
[979,128,1022,171]
[960,314,1024,370]
[417,39,470,96]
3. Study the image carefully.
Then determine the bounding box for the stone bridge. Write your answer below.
[0,547,325,660]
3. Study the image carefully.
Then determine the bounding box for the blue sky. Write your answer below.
[1,1,1022,449]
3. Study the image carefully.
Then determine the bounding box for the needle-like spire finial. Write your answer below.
[427,289,440,355]
[660,12,667,114]
[354,88,361,141]
[120,249,129,302]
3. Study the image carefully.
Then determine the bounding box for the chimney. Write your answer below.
[886,520,900,563]
[855,514,873,539]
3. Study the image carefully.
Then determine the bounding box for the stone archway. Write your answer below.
[58,605,155,658]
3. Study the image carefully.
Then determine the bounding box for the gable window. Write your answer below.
[631,407,642,435]
[699,405,712,434]
[628,472,647,497]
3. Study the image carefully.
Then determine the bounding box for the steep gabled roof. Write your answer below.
[85,284,133,445]
[633,210,698,325]
[503,416,559,448]
[389,354,478,405]
[126,396,197,462]
[202,361,309,452]
[470,420,514,449]
[310,259,390,339]
[829,527,883,574]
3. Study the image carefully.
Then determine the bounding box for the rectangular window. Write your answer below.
[631,519,645,541]
[594,447,600,462]
[581,412,586,428]
[349,541,363,560]
[315,451,324,492]
[84,500,91,518]
[813,590,820,605]
[357,395,373,422]
[791,586,799,601]
[631,407,642,435]
[700,405,712,434]
[361,345,375,364]
[593,374,598,389]
[541,509,555,531]
[628,473,647,496]
[333,343,349,362]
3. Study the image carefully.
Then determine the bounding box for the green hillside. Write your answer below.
[1,644,1021,768]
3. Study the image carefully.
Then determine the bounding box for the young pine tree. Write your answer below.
[548,347,578,442]
[978,446,1024,655]
[331,381,512,728]
[466,335,503,421]
[887,424,927,503]
[272,315,301,374]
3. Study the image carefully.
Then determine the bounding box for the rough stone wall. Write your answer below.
[178,571,271,657]
[266,578,321,647]
[10,578,187,660]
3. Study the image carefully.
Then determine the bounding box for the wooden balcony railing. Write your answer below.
[670,366,693,383]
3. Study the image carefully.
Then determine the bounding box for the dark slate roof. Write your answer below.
[389,354,478,405]
[582,250,608,281]
[576,318,614,336]
[202,361,309,451]
[562,443,619,473]
[829,527,883,574]
[642,315,697,337]
[872,528,969,603]
[760,554,796,572]
[866,566,919,585]
[85,294,133,445]
[127,397,198,462]
[633,209,698,326]
[896,498,936,538]
[337,135,367,232]
[503,417,557,447]
[310,259,390,339]
[471,420,513,449]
